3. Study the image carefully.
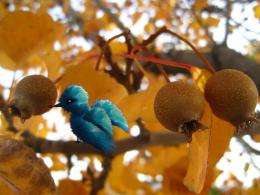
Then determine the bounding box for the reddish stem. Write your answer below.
[114,53,193,72]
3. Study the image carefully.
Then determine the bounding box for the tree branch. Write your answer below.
[22,130,188,156]
[93,0,138,43]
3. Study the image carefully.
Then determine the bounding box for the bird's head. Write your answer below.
[53,85,89,113]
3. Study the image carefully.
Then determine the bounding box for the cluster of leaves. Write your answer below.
[0,1,259,195]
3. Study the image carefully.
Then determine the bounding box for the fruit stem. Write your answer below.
[181,120,208,142]
[155,63,170,82]
[141,26,216,73]
[95,31,131,70]
[114,53,193,71]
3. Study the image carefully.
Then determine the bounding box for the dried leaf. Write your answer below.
[59,61,128,105]
[0,137,55,194]
[0,11,64,69]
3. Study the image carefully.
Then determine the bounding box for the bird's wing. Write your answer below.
[93,100,128,132]
[83,107,113,137]
[71,117,115,153]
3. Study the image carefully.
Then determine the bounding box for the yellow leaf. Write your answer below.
[186,67,235,193]
[208,112,235,169]
[144,23,155,33]
[189,21,200,32]
[42,49,62,80]
[108,155,153,193]
[253,4,260,18]
[118,91,148,123]
[83,19,100,35]
[131,145,188,176]
[50,155,67,171]
[0,11,64,69]
[144,121,168,132]
[58,179,88,195]
[133,12,142,24]
[191,67,212,92]
[110,42,127,54]
[0,137,55,194]
[193,0,207,11]
[59,61,128,105]
[203,16,220,27]
[163,157,215,195]
[0,51,16,70]
[183,103,235,193]
[183,129,210,193]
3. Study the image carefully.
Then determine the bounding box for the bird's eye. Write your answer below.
[66,99,73,104]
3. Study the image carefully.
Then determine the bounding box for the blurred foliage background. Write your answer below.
[0,0,260,195]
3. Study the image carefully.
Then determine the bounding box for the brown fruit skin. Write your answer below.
[154,80,205,132]
[10,75,57,120]
[204,69,258,125]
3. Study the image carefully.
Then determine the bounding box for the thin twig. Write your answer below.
[90,156,113,195]
[95,31,130,70]
[139,26,216,73]
[223,0,232,45]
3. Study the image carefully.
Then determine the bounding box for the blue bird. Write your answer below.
[53,85,128,153]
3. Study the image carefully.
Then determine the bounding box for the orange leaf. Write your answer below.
[0,11,64,69]
[58,179,88,195]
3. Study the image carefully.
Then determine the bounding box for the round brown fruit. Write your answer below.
[9,75,57,121]
[204,69,258,128]
[154,80,206,140]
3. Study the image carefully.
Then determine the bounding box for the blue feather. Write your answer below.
[83,107,113,137]
[70,116,115,153]
[53,85,128,153]
[93,100,128,132]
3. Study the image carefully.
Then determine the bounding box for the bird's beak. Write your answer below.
[51,103,63,108]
